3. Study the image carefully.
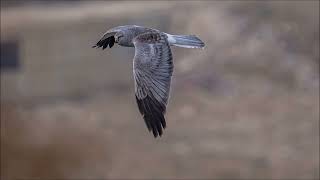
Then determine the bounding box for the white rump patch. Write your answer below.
[165,33,176,44]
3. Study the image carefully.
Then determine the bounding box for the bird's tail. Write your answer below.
[167,34,205,49]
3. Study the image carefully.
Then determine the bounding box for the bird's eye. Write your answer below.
[115,35,124,42]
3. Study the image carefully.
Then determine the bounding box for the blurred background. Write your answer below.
[1,1,319,179]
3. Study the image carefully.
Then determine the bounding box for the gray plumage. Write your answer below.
[93,25,205,138]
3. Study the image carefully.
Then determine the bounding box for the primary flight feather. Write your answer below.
[93,25,205,138]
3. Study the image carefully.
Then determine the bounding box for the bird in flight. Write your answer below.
[93,25,205,138]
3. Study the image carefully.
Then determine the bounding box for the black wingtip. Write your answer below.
[135,95,166,138]
[93,36,115,50]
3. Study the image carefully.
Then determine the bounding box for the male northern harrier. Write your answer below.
[93,25,205,138]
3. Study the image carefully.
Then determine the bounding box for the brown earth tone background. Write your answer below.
[1,1,319,179]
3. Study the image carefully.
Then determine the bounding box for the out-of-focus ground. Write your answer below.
[1,1,319,179]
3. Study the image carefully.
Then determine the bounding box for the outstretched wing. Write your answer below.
[92,31,116,49]
[133,32,173,138]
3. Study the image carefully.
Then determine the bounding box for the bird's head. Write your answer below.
[114,32,124,43]
[114,31,134,47]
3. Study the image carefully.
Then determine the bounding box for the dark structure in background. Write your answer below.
[0,41,19,71]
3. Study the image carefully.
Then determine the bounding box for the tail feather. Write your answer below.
[167,34,205,49]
